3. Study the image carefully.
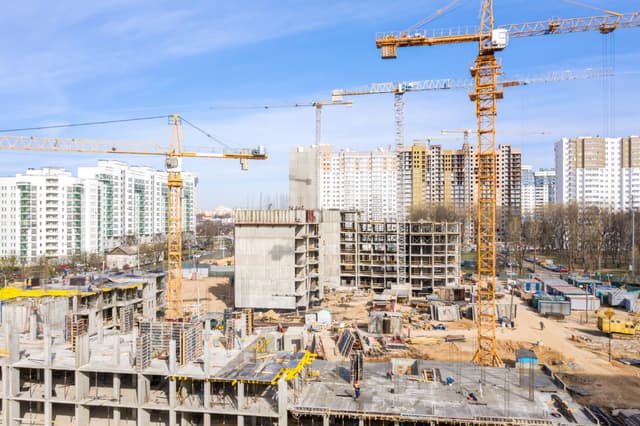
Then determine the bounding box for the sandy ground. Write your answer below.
[406,295,640,409]
[181,276,232,312]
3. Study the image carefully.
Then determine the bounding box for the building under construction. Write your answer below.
[0,272,596,426]
[340,211,461,296]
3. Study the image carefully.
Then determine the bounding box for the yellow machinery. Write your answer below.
[376,2,640,366]
[598,309,639,336]
[0,113,267,320]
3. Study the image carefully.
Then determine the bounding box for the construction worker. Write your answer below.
[539,321,545,331]
[353,381,361,400]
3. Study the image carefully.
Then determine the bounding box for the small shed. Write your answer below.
[106,246,137,270]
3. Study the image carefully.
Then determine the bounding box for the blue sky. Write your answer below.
[1,0,639,209]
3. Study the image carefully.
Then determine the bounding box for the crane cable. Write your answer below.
[0,115,167,133]
[0,114,236,150]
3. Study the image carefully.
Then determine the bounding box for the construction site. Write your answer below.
[1,1,640,425]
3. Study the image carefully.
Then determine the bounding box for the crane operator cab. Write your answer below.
[491,28,509,50]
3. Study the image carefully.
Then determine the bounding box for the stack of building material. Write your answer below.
[136,333,151,371]
[429,303,461,322]
[466,303,516,321]
[368,311,402,335]
[120,305,134,333]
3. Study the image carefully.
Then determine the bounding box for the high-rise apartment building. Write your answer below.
[0,161,197,264]
[289,145,397,221]
[0,169,94,263]
[555,136,640,209]
[398,142,521,237]
[534,169,556,210]
[78,160,197,249]
[521,166,556,219]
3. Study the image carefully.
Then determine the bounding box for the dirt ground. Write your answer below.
[404,295,640,410]
[181,276,232,312]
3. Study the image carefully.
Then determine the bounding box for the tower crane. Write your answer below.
[332,68,606,150]
[0,113,267,320]
[211,99,352,145]
[440,129,547,247]
[376,4,640,366]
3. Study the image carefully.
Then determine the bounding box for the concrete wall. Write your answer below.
[289,146,319,209]
[234,225,296,310]
[319,210,340,291]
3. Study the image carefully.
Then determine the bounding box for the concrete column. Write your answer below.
[75,334,89,368]
[29,313,38,340]
[169,378,177,426]
[76,371,89,401]
[323,415,330,426]
[137,407,150,426]
[44,326,51,367]
[113,373,121,403]
[114,334,121,366]
[358,419,364,426]
[278,376,288,426]
[169,340,177,374]
[113,407,121,426]
[237,382,245,426]
[203,413,211,426]
[76,405,89,426]
[97,310,104,344]
[2,365,9,426]
[203,329,211,377]
[203,380,210,410]
[44,368,52,426]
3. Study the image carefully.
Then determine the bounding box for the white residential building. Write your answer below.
[521,166,556,219]
[0,169,90,263]
[0,161,197,264]
[289,145,397,221]
[78,160,197,249]
[521,165,536,219]
[555,136,640,209]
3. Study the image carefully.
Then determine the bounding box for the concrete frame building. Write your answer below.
[234,209,340,311]
[0,278,593,426]
[556,136,640,210]
[340,211,460,296]
[289,145,397,221]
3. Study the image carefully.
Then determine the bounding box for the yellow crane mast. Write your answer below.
[0,113,267,320]
[376,3,640,366]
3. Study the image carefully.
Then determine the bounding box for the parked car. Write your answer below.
[555,265,568,273]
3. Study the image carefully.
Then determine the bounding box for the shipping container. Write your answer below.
[566,295,601,311]
[538,301,571,316]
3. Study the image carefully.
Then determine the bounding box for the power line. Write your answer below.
[0,115,169,133]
